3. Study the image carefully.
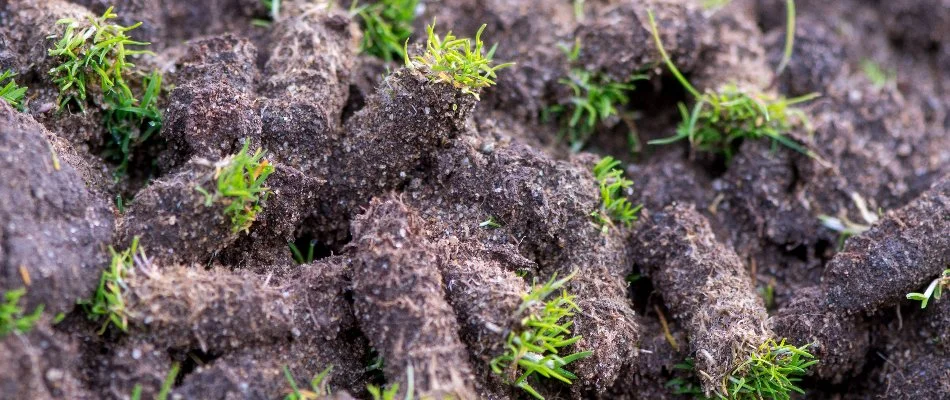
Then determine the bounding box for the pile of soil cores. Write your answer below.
[1,0,948,399]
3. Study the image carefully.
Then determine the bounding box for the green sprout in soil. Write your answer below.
[158,363,180,400]
[646,10,824,164]
[132,362,179,400]
[131,362,178,400]
[367,364,414,400]
[80,236,142,334]
[195,141,275,234]
[775,0,797,75]
[546,69,646,151]
[861,60,896,88]
[591,156,641,233]
[283,365,333,400]
[367,383,400,400]
[0,69,28,110]
[724,339,817,400]
[101,70,163,177]
[906,269,950,309]
[572,0,585,20]
[819,192,880,250]
[264,0,281,20]
[288,239,318,265]
[667,339,817,400]
[665,359,705,397]
[758,279,777,311]
[479,216,503,229]
[490,272,593,399]
[545,40,645,151]
[405,22,514,99]
[698,0,797,74]
[47,6,163,178]
[351,0,418,62]
[251,0,281,26]
[0,288,44,337]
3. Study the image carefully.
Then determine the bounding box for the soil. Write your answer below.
[1,0,948,399]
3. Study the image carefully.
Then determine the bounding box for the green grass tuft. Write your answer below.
[906,269,950,309]
[80,236,142,334]
[724,339,818,400]
[47,6,153,110]
[351,0,418,62]
[405,21,514,99]
[366,383,400,400]
[0,288,44,337]
[101,70,163,177]
[646,10,823,164]
[490,272,593,400]
[283,365,333,400]
[196,141,275,234]
[667,339,817,400]
[288,239,318,265]
[0,69,28,110]
[546,69,646,151]
[47,6,163,178]
[591,156,641,233]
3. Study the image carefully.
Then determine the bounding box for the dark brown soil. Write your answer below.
[1,0,948,399]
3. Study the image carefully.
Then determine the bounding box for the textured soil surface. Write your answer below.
[1,0,948,399]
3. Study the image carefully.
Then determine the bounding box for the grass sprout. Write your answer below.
[646,10,824,164]
[47,6,153,110]
[264,0,281,20]
[819,192,880,249]
[283,365,333,400]
[80,236,142,334]
[546,69,646,151]
[861,60,896,88]
[0,70,28,110]
[158,363,180,400]
[906,269,950,309]
[0,288,44,337]
[195,141,274,234]
[102,70,163,177]
[723,339,817,400]
[667,339,817,400]
[490,272,593,399]
[288,239,318,265]
[665,359,706,396]
[758,279,777,311]
[367,383,399,400]
[47,6,163,178]
[591,156,641,233]
[775,0,797,75]
[405,22,514,99]
[351,0,418,62]
[573,0,585,20]
[130,362,179,400]
[479,216,503,229]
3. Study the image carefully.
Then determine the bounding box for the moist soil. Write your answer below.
[1,0,948,399]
